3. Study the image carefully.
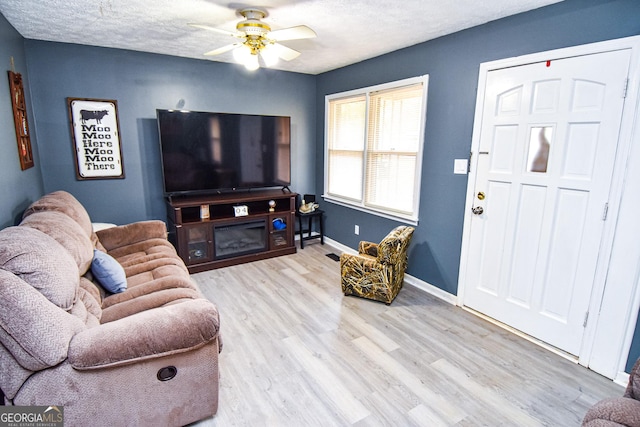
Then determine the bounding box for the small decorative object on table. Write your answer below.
[272,218,286,230]
[268,200,276,212]
[299,200,319,213]
[200,204,210,220]
[233,205,248,217]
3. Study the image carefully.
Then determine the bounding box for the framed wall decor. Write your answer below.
[67,97,125,180]
[8,71,34,170]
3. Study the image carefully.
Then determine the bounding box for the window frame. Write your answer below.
[323,75,429,225]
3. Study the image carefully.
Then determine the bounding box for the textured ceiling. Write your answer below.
[1,0,563,75]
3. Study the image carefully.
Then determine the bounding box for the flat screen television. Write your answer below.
[156,109,291,196]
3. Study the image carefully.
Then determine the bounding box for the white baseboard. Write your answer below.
[323,236,354,255]
[404,274,458,305]
[614,371,630,387]
[323,237,458,306]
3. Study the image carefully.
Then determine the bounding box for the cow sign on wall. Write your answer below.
[68,98,125,179]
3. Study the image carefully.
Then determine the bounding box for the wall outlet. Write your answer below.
[354,225,360,235]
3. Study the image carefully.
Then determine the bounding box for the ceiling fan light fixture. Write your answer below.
[232,43,260,70]
[260,44,279,67]
[233,44,251,64]
[193,6,315,71]
[244,54,260,71]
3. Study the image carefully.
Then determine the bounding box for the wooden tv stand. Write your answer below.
[166,189,297,273]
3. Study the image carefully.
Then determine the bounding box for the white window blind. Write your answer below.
[366,84,423,214]
[326,95,366,201]
[324,76,428,223]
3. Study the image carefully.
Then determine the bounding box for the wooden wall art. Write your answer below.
[8,71,34,170]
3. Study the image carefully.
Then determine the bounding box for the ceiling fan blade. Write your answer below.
[268,25,316,42]
[188,23,239,37]
[270,43,301,61]
[204,43,241,56]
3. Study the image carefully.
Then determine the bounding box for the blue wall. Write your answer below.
[0,15,43,228]
[23,41,316,225]
[316,0,640,296]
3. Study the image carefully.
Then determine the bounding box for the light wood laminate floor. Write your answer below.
[192,242,622,426]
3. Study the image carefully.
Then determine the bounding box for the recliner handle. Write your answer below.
[157,366,177,381]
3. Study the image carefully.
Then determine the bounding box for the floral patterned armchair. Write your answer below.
[340,226,415,304]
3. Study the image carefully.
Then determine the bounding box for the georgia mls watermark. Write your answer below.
[0,406,63,427]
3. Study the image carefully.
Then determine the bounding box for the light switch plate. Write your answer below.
[454,159,468,174]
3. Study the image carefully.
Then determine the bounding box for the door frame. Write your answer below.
[458,35,640,381]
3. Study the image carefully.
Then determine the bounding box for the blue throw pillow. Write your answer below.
[91,249,127,293]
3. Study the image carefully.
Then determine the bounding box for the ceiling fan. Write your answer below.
[189,8,316,71]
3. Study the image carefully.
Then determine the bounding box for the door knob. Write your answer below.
[472,206,484,215]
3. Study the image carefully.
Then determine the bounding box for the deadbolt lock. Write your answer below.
[477,192,485,200]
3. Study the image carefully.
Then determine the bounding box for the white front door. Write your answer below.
[462,49,630,356]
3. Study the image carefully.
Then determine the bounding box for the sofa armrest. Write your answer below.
[582,397,640,427]
[0,270,85,371]
[625,358,640,399]
[96,220,167,251]
[68,298,220,370]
